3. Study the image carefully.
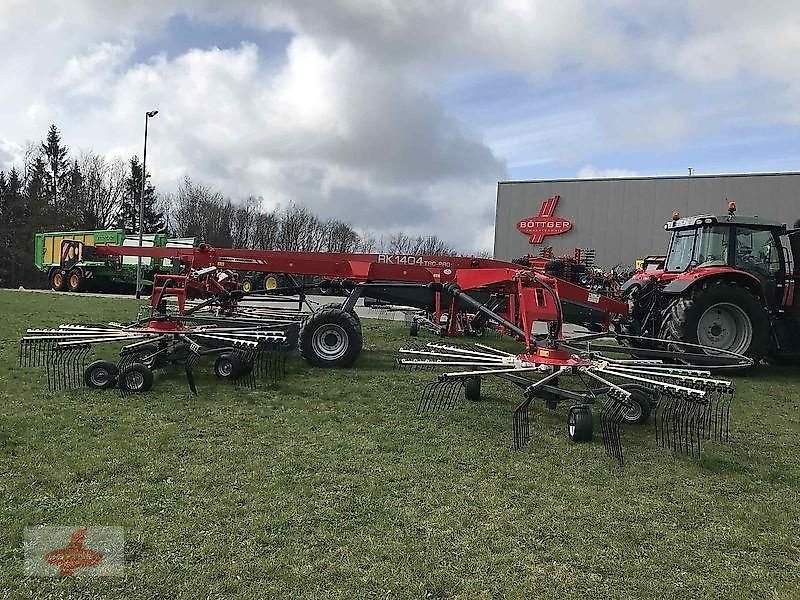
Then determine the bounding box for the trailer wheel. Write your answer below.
[67,268,84,292]
[464,376,481,401]
[568,405,593,442]
[50,270,67,292]
[241,278,254,293]
[618,384,652,425]
[84,360,119,389]
[660,280,769,362]
[214,353,246,379]
[264,274,279,291]
[118,364,154,393]
[299,307,362,368]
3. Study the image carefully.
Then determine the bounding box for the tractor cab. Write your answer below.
[664,213,787,277]
[662,211,793,313]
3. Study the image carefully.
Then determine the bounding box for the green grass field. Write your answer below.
[1,290,799,599]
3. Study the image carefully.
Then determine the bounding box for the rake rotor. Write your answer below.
[399,337,740,465]
[19,317,297,396]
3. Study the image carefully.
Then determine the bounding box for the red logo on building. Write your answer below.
[516,194,573,244]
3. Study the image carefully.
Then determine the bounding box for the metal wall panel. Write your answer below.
[494,173,800,266]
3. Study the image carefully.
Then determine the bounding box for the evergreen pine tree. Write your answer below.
[40,124,71,220]
[118,156,165,234]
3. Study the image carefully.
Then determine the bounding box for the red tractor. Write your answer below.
[621,202,800,364]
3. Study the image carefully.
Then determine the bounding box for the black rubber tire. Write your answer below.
[409,320,420,337]
[67,269,84,292]
[118,364,154,393]
[321,303,362,334]
[659,280,770,362]
[464,376,481,401]
[568,406,593,442]
[214,353,246,379]
[84,360,119,389]
[241,278,254,293]
[51,270,67,292]
[299,307,362,368]
[618,384,653,425]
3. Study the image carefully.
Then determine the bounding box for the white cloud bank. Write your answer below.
[0,1,799,251]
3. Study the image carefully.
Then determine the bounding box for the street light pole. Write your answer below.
[136,109,158,299]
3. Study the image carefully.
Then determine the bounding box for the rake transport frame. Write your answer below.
[59,239,630,352]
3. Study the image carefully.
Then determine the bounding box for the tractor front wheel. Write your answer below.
[50,270,67,292]
[660,280,769,362]
[299,307,362,368]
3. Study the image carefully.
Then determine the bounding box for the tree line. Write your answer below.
[0,124,460,288]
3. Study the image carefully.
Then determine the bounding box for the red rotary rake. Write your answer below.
[397,278,747,465]
[19,282,299,395]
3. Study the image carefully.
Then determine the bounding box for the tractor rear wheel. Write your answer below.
[50,270,67,292]
[660,280,769,362]
[299,307,362,368]
[68,269,85,292]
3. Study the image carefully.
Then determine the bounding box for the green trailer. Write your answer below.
[34,229,195,292]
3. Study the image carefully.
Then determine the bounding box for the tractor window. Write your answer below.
[693,226,730,267]
[735,227,781,277]
[665,230,696,272]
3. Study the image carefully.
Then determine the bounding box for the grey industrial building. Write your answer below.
[493,172,800,267]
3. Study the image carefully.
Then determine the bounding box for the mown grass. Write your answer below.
[0,290,799,599]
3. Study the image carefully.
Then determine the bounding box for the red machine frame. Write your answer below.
[63,241,630,351]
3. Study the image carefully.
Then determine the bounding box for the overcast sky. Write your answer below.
[1,1,798,251]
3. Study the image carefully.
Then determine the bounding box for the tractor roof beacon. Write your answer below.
[621,202,800,364]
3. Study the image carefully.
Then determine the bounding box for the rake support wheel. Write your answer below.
[214,353,247,379]
[464,376,481,401]
[84,360,119,389]
[118,363,154,394]
[618,384,653,425]
[568,405,593,443]
[299,307,362,368]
